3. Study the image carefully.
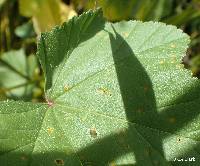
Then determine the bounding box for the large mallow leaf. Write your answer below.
[1,9,200,166]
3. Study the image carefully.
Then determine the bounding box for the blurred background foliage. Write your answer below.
[0,0,200,102]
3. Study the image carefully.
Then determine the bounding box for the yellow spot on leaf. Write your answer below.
[171,57,177,64]
[123,32,129,37]
[159,60,164,64]
[176,64,183,69]
[64,85,70,92]
[170,44,176,48]
[47,127,54,135]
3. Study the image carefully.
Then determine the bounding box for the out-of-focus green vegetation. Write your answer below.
[0,0,200,102]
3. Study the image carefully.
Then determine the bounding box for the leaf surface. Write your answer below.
[0,49,38,100]
[1,10,200,166]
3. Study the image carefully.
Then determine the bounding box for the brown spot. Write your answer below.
[177,137,181,143]
[169,117,176,123]
[47,127,54,135]
[90,127,97,138]
[97,87,111,96]
[55,159,64,165]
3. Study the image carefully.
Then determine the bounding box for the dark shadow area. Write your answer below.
[158,84,200,134]
[1,24,200,166]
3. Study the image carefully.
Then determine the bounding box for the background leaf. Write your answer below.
[0,49,38,101]
[19,0,77,34]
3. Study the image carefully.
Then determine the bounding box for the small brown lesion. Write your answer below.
[177,137,181,143]
[97,87,111,96]
[55,159,64,165]
[90,127,98,138]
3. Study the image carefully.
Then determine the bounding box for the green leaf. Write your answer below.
[0,0,6,9]
[1,10,200,166]
[0,49,38,101]
[15,21,35,39]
